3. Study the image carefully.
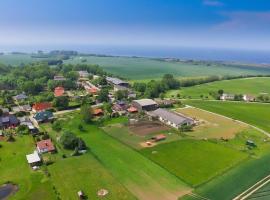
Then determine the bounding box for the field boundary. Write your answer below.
[185,105,270,138]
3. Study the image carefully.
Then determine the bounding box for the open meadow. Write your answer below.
[167,77,270,99]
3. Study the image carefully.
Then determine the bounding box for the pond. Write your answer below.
[0,184,18,199]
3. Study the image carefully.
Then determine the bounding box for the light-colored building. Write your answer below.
[149,108,194,129]
[132,99,158,111]
[220,93,235,101]
[243,94,255,102]
[26,151,41,166]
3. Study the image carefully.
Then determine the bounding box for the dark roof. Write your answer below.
[133,99,157,107]
[34,111,53,122]
[0,115,19,127]
[13,93,28,100]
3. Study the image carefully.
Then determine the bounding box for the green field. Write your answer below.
[65,56,270,80]
[184,100,270,133]
[167,77,270,99]
[248,181,270,200]
[0,54,46,65]
[42,113,191,200]
[141,140,248,187]
[0,136,56,200]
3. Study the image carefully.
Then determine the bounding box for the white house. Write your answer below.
[26,151,41,167]
[220,93,235,101]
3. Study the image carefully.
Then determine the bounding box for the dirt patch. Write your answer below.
[129,121,169,136]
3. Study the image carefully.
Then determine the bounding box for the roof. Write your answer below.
[93,108,103,115]
[150,108,194,126]
[26,151,41,164]
[32,102,52,111]
[154,134,167,140]
[127,106,138,113]
[13,93,28,100]
[33,111,53,121]
[54,75,66,81]
[106,77,128,85]
[54,87,65,97]
[0,115,19,127]
[133,99,157,107]
[88,88,98,94]
[12,105,31,112]
[37,139,55,152]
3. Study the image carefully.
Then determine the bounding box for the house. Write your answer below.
[149,108,194,129]
[13,93,28,101]
[54,75,66,81]
[26,151,41,167]
[77,71,90,78]
[112,101,128,115]
[32,102,52,112]
[54,86,65,97]
[37,139,56,153]
[151,134,166,142]
[88,87,98,95]
[12,105,31,113]
[18,117,36,132]
[0,107,9,115]
[243,94,255,102]
[114,85,128,92]
[127,106,138,113]
[106,77,129,87]
[220,93,235,101]
[92,108,103,116]
[33,111,54,123]
[0,115,19,129]
[132,99,158,111]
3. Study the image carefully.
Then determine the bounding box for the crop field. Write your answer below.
[176,107,248,139]
[0,136,56,200]
[65,56,270,80]
[167,77,270,99]
[42,113,191,200]
[0,54,46,65]
[247,182,270,200]
[184,100,270,133]
[141,139,248,187]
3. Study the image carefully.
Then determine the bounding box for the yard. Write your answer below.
[176,107,248,139]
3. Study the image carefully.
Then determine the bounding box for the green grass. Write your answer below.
[0,54,46,65]
[167,77,270,99]
[141,139,248,187]
[0,136,56,200]
[65,56,270,80]
[42,114,191,200]
[48,154,136,200]
[184,100,270,133]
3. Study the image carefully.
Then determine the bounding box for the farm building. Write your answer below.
[243,94,255,102]
[132,99,158,111]
[106,77,129,87]
[149,108,194,129]
[0,115,19,129]
[37,139,56,153]
[77,71,90,78]
[12,105,31,113]
[33,111,54,123]
[32,102,52,112]
[26,151,41,167]
[220,93,235,101]
[112,101,128,115]
[54,75,66,81]
[54,87,65,97]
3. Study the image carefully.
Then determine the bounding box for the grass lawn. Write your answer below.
[42,114,191,200]
[64,56,270,80]
[184,100,270,133]
[141,139,248,187]
[176,107,248,139]
[166,77,270,99]
[0,135,56,200]
[48,154,136,200]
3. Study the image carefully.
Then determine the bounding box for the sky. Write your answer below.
[0,0,270,51]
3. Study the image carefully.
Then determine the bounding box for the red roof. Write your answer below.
[54,87,65,97]
[92,108,103,115]
[36,139,55,152]
[32,102,52,112]
[88,88,98,94]
[127,106,138,113]
[153,134,166,141]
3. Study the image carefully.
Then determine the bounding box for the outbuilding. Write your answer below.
[132,99,158,111]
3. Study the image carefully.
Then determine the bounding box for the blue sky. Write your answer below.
[0,0,270,50]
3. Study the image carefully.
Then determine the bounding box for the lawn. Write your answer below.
[184,100,270,133]
[167,77,270,99]
[42,114,191,200]
[65,56,270,80]
[141,139,248,187]
[0,135,56,200]
[176,107,248,139]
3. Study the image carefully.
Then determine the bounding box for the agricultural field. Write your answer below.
[176,107,248,139]
[0,135,56,200]
[247,181,270,200]
[41,113,191,200]
[65,56,270,80]
[141,139,248,187]
[184,100,270,133]
[0,54,45,65]
[166,77,270,99]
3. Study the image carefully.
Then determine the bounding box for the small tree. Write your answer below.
[80,104,93,123]
[97,89,109,102]
[52,120,62,132]
[53,96,69,110]
[17,125,29,135]
[179,124,193,132]
[60,131,78,150]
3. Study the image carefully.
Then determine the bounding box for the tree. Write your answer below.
[162,74,180,89]
[52,120,62,131]
[115,90,128,100]
[218,89,224,96]
[60,132,78,150]
[80,104,93,123]
[179,124,193,132]
[53,96,69,110]
[97,89,109,102]
[66,71,79,81]
[103,102,112,115]
[17,125,29,135]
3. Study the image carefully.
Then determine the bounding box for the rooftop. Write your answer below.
[133,99,157,106]
[106,77,128,85]
[37,139,55,152]
[26,151,41,164]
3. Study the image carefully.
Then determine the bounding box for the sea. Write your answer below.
[1,44,270,64]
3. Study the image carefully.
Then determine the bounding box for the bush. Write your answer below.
[60,132,87,150]
[52,120,62,132]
